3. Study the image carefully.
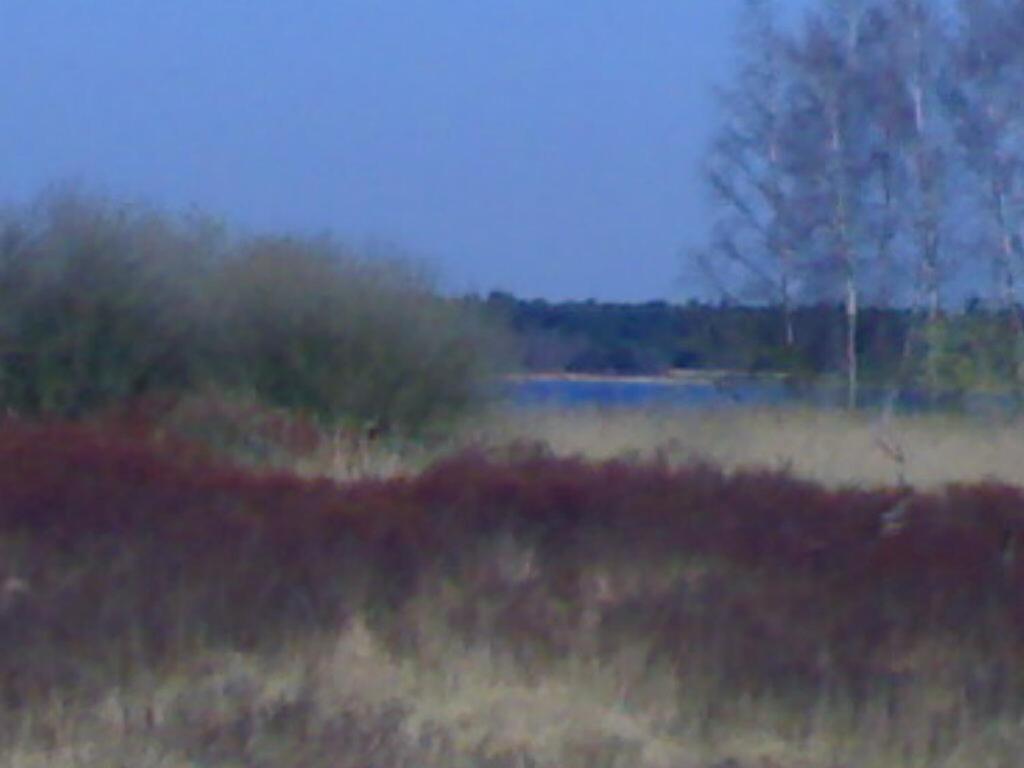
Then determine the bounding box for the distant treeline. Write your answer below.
[471,292,1024,394]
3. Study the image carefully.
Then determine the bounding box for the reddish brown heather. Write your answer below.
[3,416,1024,706]
[4,417,1024,597]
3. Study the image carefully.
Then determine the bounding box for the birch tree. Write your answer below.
[700,0,808,350]
[949,0,1024,380]
[787,0,878,408]
[865,1,955,393]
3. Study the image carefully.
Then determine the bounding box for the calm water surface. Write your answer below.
[505,377,1018,415]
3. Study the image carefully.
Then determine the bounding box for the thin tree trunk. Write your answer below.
[781,269,795,348]
[835,183,857,410]
[910,54,943,400]
[845,276,858,410]
[922,238,941,400]
[827,73,857,410]
[768,124,797,351]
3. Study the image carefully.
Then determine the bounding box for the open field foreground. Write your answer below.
[3,416,1024,766]
[466,406,1024,490]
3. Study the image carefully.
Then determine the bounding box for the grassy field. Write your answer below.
[154,391,1024,489]
[463,405,1024,490]
[3,405,1024,767]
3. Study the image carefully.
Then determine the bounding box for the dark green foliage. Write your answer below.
[479,294,685,375]
[472,293,837,377]
[0,191,498,433]
[211,238,501,432]
[0,194,211,416]
[925,312,1024,395]
[476,292,1024,395]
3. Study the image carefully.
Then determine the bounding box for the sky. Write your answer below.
[2,0,804,302]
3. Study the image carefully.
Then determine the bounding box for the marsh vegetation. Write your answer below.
[2,398,1024,767]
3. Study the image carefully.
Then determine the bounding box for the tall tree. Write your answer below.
[786,0,879,408]
[699,0,808,349]
[899,1,951,321]
[949,0,1024,381]
[866,0,954,393]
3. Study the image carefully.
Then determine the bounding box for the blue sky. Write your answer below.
[2,0,804,301]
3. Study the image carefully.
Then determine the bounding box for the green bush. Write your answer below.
[0,191,501,434]
[921,314,1022,396]
[210,236,502,434]
[0,193,214,416]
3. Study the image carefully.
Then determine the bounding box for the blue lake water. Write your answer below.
[508,377,792,409]
[505,377,1019,415]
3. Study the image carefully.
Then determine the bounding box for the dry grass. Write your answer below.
[0,619,706,767]
[465,405,1024,489]
[6,569,1023,768]
[153,392,1024,490]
